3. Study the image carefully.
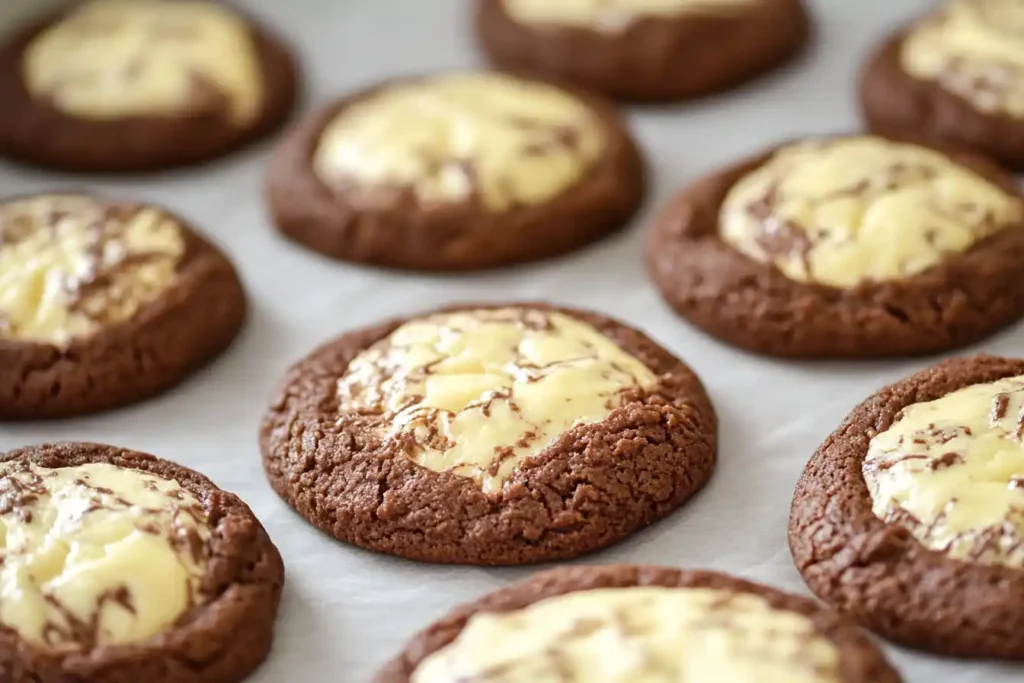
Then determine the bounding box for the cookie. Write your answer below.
[265,71,644,271]
[860,0,1024,169]
[473,0,811,103]
[0,0,298,173]
[645,134,1024,358]
[261,302,715,565]
[0,193,246,419]
[790,355,1024,658]
[374,564,902,682]
[0,441,284,683]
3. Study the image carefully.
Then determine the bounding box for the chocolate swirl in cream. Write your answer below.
[337,308,658,494]
[865,374,1024,567]
[0,462,210,650]
[0,194,185,347]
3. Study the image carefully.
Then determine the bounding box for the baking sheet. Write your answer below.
[1,0,1022,680]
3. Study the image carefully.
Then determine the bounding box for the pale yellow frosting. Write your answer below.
[412,587,842,683]
[0,195,185,347]
[338,308,658,494]
[0,463,210,650]
[504,0,756,32]
[719,136,1023,288]
[312,73,606,213]
[865,374,1024,567]
[902,0,1024,119]
[23,0,263,124]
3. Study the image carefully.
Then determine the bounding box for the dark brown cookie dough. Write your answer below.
[645,134,1024,359]
[790,355,1024,658]
[0,193,247,419]
[265,71,644,272]
[860,0,1024,169]
[0,441,284,683]
[0,0,299,173]
[375,564,903,683]
[261,302,716,566]
[473,0,811,103]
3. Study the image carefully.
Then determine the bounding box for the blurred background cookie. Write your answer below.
[0,0,299,172]
[266,71,644,271]
[0,193,246,419]
[860,0,1024,169]
[473,0,811,102]
[261,303,715,565]
[646,134,1024,358]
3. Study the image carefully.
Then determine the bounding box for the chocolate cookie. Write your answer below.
[860,0,1024,169]
[645,134,1024,358]
[261,303,716,565]
[265,71,644,271]
[0,193,246,419]
[0,441,284,683]
[790,355,1024,658]
[0,0,298,173]
[473,0,811,103]
[375,564,902,682]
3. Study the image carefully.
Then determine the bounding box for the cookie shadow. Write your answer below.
[247,578,336,682]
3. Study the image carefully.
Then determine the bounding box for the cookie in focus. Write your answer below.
[261,303,715,565]
[0,442,284,683]
[791,355,1024,657]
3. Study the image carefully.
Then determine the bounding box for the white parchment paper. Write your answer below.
[1,1,1023,681]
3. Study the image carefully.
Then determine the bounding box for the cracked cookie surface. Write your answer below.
[645,134,1024,358]
[0,193,246,420]
[790,355,1024,658]
[0,442,284,683]
[374,565,902,683]
[266,71,644,271]
[260,303,716,565]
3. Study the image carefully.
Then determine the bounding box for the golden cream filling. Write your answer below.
[23,0,263,124]
[412,587,842,683]
[865,374,1024,567]
[312,73,606,212]
[902,0,1024,119]
[338,308,658,494]
[0,195,185,347]
[719,136,1023,289]
[504,0,756,32]
[0,463,210,650]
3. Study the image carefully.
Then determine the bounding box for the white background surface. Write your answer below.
[1,0,1023,681]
